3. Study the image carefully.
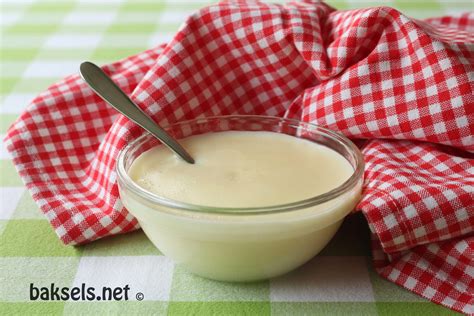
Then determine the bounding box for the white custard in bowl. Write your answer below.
[117,116,364,282]
[128,131,354,207]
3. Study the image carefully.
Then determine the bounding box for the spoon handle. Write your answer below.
[79,61,194,164]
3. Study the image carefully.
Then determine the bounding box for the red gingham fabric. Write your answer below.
[4,1,473,313]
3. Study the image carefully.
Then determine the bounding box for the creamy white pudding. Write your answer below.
[128,131,354,207]
[118,118,363,282]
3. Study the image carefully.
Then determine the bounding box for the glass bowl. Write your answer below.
[117,115,364,282]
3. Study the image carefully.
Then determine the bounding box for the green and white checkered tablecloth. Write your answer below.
[1,0,470,315]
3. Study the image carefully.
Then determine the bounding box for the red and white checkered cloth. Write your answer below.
[4,1,473,313]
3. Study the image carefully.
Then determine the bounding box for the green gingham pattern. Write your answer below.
[1,1,470,315]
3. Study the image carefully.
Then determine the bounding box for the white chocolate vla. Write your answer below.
[121,131,361,281]
[128,131,354,207]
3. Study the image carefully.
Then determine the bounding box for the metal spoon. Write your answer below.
[79,61,195,164]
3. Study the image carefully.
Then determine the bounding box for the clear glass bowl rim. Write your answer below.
[117,115,364,215]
